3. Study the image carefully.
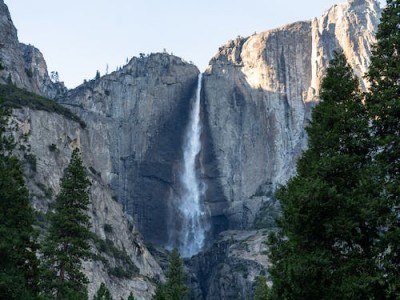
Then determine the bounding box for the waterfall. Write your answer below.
[178,73,207,257]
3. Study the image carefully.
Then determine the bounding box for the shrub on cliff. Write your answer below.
[93,282,113,300]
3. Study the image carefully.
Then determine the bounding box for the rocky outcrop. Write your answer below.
[309,0,380,94]
[58,54,200,245]
[201,0,380,231]
[188,230,269,300]
[12,107,163,300]
[0,0,65,98]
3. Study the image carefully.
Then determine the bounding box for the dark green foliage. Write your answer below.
[153,284,167,300]
[7,74,13,85]
[164,249,188,299]
[34,210,49,232]
[0,99,40,299]
[48,144,57,152]
[90,234,139,279]
[93,282,113,300]
[25,68,33,78]
[233,264,248,277]
[127,292,135,300]
[0,99,13,154]
[0,83,86,128]
[268,3,400,299]
[253,201,280,230]
[24,153,37,172]
[153,249,188,300]
[108,266,133,279]
[254,275,270,300]
[365,0,400,296]
[153,285,166,300]
[268,52,378,299]
[40,148,91,299]
[104,223,113,233]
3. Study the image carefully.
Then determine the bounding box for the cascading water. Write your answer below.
[178,73,207,257]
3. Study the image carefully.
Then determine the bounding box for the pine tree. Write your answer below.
[254,275,269,300]
[127,292,135,300]
[153,284,166,300]
[153,249,188,300]
[40,148,91,299]
[0,99,40,299]
[93,282,113,300]
[267,52,378,299]
[165,249,188,300]
[365,0,400,296]
[95,70,100,80]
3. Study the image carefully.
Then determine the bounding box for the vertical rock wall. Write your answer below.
[11,108,163,300]
[201,0,381,232]
[59,54,199,245]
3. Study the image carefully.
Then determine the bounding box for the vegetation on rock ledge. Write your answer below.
[0,83,86,128]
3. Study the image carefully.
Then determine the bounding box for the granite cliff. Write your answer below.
[0,0,382,299]
[58,54,200,246]
[201,0,380,232]
[190,0,380,298]
[0,1,65,98]
[0,1,164,298]
[10,106,164,299]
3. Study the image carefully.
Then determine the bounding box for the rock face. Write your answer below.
[0,0,65,98]
[188,230,270,300]
[58,55,200,245]
[2,0,380,245]
[11,107,163,300]
[201,0,380,231]
[188,1,381,298]
[0,0,383,299]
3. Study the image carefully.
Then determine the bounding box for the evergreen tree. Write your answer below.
[153,249,188,300]
[254,275,269,300]
[93,283,113,300]
[164,249,188,300]
[365,0,400,296]
[153,284,166,300]
[127,292,135,300]
[40,148,91,300]
[268,52,378,299]
[0,100,40,299]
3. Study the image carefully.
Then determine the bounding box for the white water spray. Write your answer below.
[178,73,206,257]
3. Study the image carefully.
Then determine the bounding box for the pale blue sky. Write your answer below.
[6,0,386,88]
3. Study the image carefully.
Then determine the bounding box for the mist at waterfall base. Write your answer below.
[168,74,209,258]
